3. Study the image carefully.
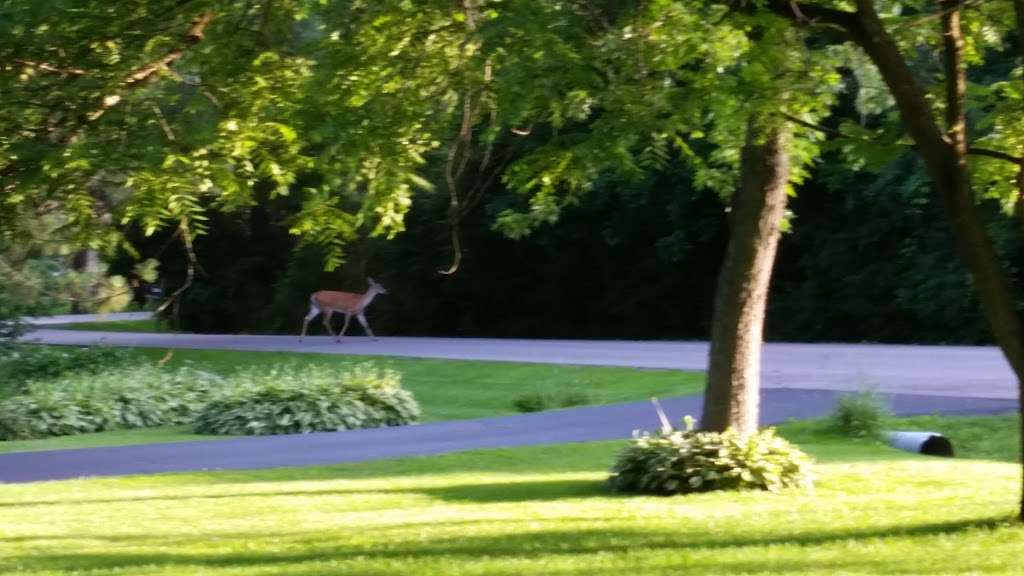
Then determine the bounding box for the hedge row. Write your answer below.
[0,362,419,440]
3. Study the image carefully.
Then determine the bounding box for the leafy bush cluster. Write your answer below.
[0,357,419,441]
[0,344,133,396]
[512,388,591,413]
[193,364,420,435]
[0,366,222,440]
[831,390,891,438]
[609,417,813,495]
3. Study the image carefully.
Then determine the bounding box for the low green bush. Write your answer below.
[609,417,814,495]
[512,388,592,413]
[193,364,420,435]
[831,390,891,438]
[0,365,222,440]
[557,388,591,408]
[0,390,103,439]
[0,344,133,396]
[512,390,549,413]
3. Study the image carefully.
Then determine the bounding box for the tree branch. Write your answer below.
[781,112,1023,165]
[759,0,859,30]
[66,11,214,141]
[969,147,1024,165]
[11,59,87,76]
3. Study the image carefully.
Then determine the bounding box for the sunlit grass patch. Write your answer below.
[0,422,1020,575]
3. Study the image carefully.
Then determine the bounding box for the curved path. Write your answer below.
[5,324,1017,483]
[25,328,1019,398]
[0,389,1015,483]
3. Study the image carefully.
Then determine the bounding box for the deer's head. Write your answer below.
[367,277,388,295]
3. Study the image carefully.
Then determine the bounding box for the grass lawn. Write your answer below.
[57,318,169,333]
[0,347,703,454]
[0,415,1020,575]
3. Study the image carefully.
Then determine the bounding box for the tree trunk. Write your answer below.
[846,0,1024,520]
[701,122,790,436]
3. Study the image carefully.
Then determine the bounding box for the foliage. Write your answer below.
[609,417,813,495]
[193,364,420,435]
[512,390,549,413]
[0,365,221,440]
[0,255,68,345]
[512,388,591,413]
[831,390,892,439]
[0,294,28,347]
[0,344,133,396]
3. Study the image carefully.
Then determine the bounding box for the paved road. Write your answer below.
[0,389,1015,483]
[22,312,153,326]
[26,328,1020,399]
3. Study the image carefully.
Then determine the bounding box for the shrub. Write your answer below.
[193,364,420,435]
[0,365,223,440]
[513,388,592,413]
[512,391,549,413]
[609,417,813,495]
[0,390,104,439]
[831,390,890,438]
[556,388,591,408]
[0,344,133,395]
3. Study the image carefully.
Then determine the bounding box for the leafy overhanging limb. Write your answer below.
[63,11,216,144]
[778,113,1024,227]
[1,9,216,189]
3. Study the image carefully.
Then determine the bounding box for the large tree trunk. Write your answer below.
[701,123,790,436]
[846,0,1024,520]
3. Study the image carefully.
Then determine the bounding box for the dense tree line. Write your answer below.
[138,135,1017,345]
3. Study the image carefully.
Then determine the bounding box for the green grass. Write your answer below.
[0,417,1020,575]
[0,347,702,454]
[782,413,1022,462]
[57,318,169,333]
[0,426,228,454]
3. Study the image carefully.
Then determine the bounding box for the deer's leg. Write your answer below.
[338,314,352,342]
[356,313,377,340]
[300,304,319,341]
[321,310,336,338]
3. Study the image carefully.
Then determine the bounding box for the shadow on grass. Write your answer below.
[3,516,1013,575]
[0,477,611,509]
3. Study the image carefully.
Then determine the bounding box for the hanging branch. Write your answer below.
[438,0,483,276]
[438,90,483,275]
[154,219,199,326]
[151,103,177,141]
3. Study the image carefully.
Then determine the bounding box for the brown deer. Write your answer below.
[299,278,388,342]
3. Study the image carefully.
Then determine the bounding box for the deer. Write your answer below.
[299,278,388,342]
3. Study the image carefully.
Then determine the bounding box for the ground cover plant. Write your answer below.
[194,365,419,435]
[0,344,133,398]
[0,366,222,440]
[0,361,417,440]
[0,347,703,453]
[609,417,813,494]
[0,415,1019,575]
